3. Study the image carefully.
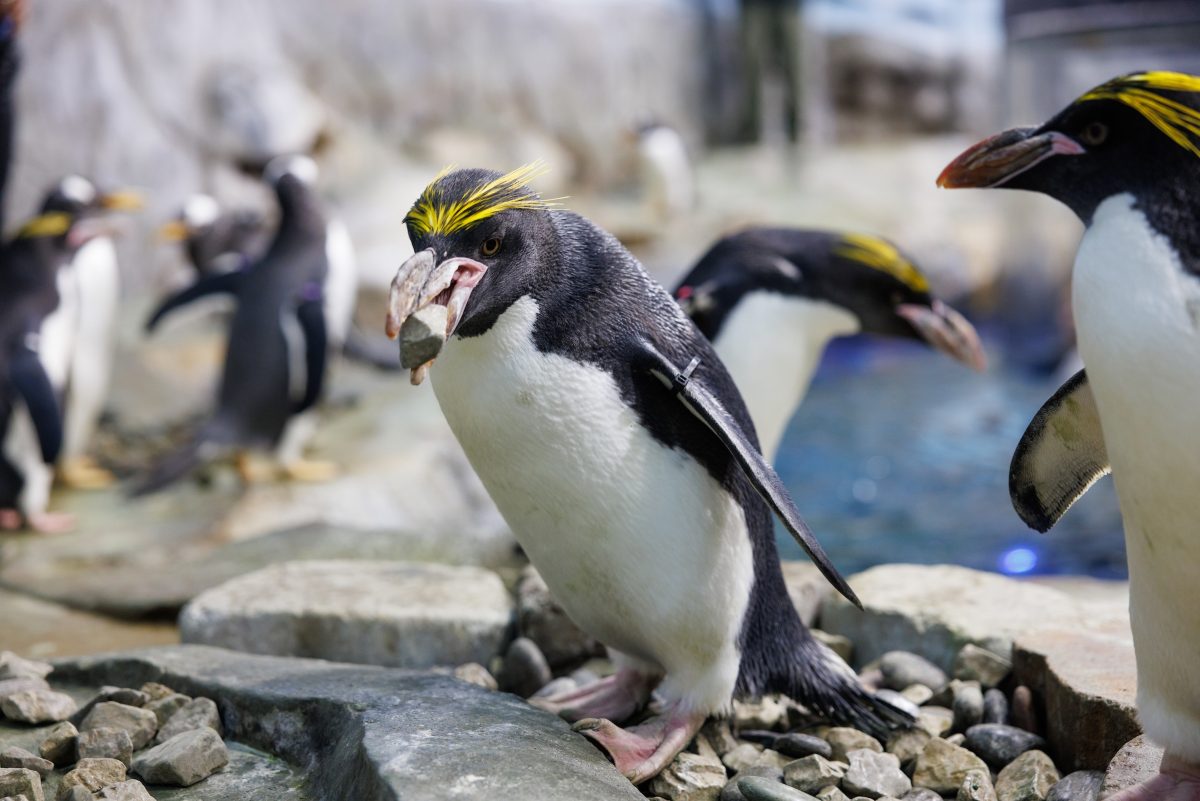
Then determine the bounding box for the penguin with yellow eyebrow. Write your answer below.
[939,71,1200,801]
[674,228,986,461]
[387,164,909,784]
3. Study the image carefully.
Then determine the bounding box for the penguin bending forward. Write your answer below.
[939,71,1200,801]
[135,155,336,493]
[158,193,267,278]
[386,165,909,783]
[675,228,985,461]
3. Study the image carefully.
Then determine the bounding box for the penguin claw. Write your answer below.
[58,456,117,490]
[281,459,339,483]
[573,706,706,784]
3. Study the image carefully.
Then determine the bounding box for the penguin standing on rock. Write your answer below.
[674,228,986,461]
[135,155,337,493]
[939,71,1200,801]
[385,165,909,784]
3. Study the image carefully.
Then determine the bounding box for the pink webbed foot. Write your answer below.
[25,511,75,534]
[572,704,706,784]
[1109,756,1200,801]
[0,509,22,531]
[529,669,656,723]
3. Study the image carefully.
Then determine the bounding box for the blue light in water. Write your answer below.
[1000,547,1038,575]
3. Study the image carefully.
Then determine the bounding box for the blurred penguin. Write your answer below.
[633,121,695,223]
[159,193,267,278]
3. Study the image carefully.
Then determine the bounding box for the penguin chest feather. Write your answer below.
[433,296,754,711]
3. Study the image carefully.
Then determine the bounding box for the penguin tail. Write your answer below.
[126,424,231,498]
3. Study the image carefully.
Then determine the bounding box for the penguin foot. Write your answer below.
[24,511,76,534]
[529,668,655,723]
[573,705,706,785]
[0,509,22,531]
[280,459,339,483]
[235,453,277,485]
[1108,755,1200,801]
[58,456,117,490]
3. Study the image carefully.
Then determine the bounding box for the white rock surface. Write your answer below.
[180,560,514,669]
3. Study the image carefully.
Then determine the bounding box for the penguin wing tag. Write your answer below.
[10,346,63,464]
[632,338,862,609]
[145,271,244,333]
[1010,369,1110,532]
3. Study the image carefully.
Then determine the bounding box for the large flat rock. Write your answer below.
[180,561,514,669]
[820,565,1127,669]
[49,646,642,801]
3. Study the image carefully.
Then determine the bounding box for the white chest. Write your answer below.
[431,297,754,676]
[714,292,858,461]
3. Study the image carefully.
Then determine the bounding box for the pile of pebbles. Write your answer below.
[0,652,229,801]
[459,597,1105,801]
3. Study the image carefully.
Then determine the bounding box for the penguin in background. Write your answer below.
[38,176,142,490]
[939,71,1200,801]
[674,228,987,461]
[135,155,339,494]
[632,121,695,223]
[386,165,909,783]
[158,193,267,278]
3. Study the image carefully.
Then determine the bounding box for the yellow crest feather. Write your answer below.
[404,161,562,236]
[17,211,72,239]
[833,233,929,292]
[1078,71,1200,158]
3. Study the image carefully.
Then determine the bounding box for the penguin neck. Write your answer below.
[713,291,858,461]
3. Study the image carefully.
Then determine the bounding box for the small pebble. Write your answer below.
[1010,687,1038,735]
[58,757,127,798]
[701,719,741,757]
[953,645,1012,688]
[97,688,150,708]
[0,767,42,801]
[62,787,93,801]
[899,685,933,707]
[77,727,134,767]
[138,684,175,702]
[916,706,954,738]
[857,668,885,693]
[98,779,157,800]
[911,738,990,794]
[738,730,780,748]
[81,703,158,751]
[958,768,998,801]
[1046,771,1103,801]
[816,787,851,801]
[880,652,947,692]
[38,721,78,766]
[783,755,845,794]
[132,729,229,788]
[964,724,1047,769]
[886,728,931,767]
[734,696,788,731]
[1,690,77,724]
[842,749,911,798]
[723,743,765,774]
[824,728,881,763]
[144,694,190,727]
[996,750,1059,801]
[902,790,943,801]
[495,638,552,699]
[399,304,449,369]
[875,690,920,720]
[952,682,985,733]
[738,775,818,801]
[645,752,726,801]
[983,689,1009,725]
[0,679,50,702]
[0,653,52,681]
[155,698,221,744]
[774,733,832,760]
[0,747,52,778]
[946,734,966,747]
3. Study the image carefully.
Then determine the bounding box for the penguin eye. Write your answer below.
[480,237,502,257]
[1080,121,1108,147]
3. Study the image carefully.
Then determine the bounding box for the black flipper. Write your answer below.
[144,271,244,333]
[292,298,327,415]
[1010,369,1110,533]
[10,346,63,464]
[631,338,862,610]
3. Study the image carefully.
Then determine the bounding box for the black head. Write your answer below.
[677,228,986,370]
[939,71,1200,223]
[392,164,561,341]
[27,175,142,251]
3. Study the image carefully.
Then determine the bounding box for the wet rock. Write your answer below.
[1,690,77,724]
[0,680,49,703]
[783,755,846,794]
[144,694,190,727]
[453,662,498,691]
[875,690,919,720]
[916,706,954,738]
[701,720,740,757]
[842,749,911,799]
[0,654,52,682]
[964,724,1047,769]
[880,652,947,692]
[98,780,156,800]
[38,722,78,766]
[995,750,1059,801]
[812,632,854,664]
[1012,629,1137,771]
[0,749,51,779]
[954,645,1012,688]
[496,638,552,699]
[80,703,158,750]
[138,684,174,702]
[180,560,515,670]
[1010,687,1038,735]
[952,682,984,733]
[958,769,997,801]
[738,776,819,801]
[515,566,599,669]
[734,697,787,731]
[58,757,127,798]
[77,728,134,767]
[983,689,1008,725]
[132,729,229,787]
[911,738,990,794]
[0,768,42,801]
[645,752,726,801]
[900,685,933,707]
[885,728,931,768]
[1045,771,1103,801]
[1100,736,1162,799]
[155,697,220,744]
[775,733,832,761]
[721,778,749,801]
[824,728,882,763]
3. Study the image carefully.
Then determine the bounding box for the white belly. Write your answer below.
[432,297,754,712]
[324,219,358,348]
[713,292,858,461]
[64,238,120,458]
[1073,193,1200,761]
